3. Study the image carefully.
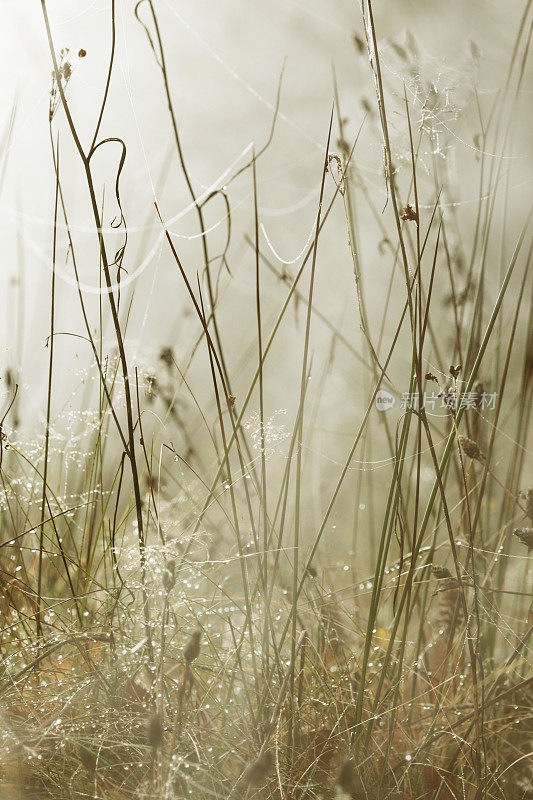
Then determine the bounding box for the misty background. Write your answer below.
[0,0,531,560]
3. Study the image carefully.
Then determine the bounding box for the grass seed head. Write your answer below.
[183,630,201,664]
[458,435,483,461]
[401,204,418,222]
[513,528,533,549]
[433,574,463,633]
[432,565,452,580]
[449,364,462,379]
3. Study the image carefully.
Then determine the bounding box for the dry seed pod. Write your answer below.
[513,528,533,549]
[245,749,274,786]
[458,435,483,461]
[183,630,201,664]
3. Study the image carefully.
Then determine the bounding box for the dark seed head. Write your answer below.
[432,565,452,580]
[401,204,418,223]
[458,435,483,461]
[183,630,201,664]
[159,346,174,368]
[449,364,462,380]
[513,528,533,549]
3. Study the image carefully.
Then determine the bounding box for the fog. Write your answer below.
[1,0,531,542]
